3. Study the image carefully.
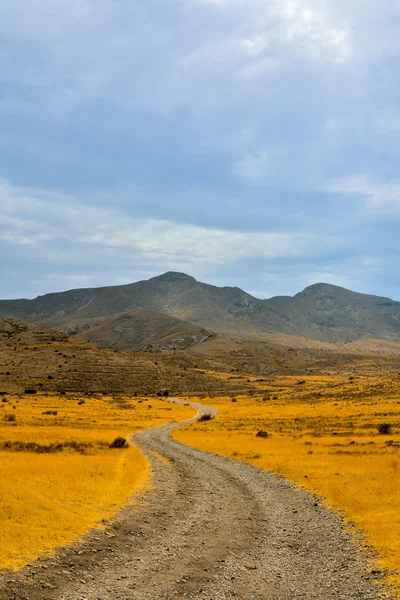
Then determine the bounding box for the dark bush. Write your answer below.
[163,390,169,397]
[4,413,16,422]
[110,436,127,449]
[198,413,214,422]
[256,430,269,438]
[377,423,392,435]
[47,375,54,380]
[24,389,37,395]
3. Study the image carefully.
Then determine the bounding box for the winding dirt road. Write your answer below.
[0,400,392,600]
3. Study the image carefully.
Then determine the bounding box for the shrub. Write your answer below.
[24,389,37,395]
[163,390,169,397]
[378,423,392,435]
[198,413,214,422]
[4,413,16,422]
[256,430,269,438]
[110,436,127,449]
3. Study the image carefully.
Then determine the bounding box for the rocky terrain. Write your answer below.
[74,309,211,351]
[0,318,236,396]
[1,271,399,346]
[0,400,393,600]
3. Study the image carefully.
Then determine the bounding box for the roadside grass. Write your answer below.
[174,375,400,595]
[0,394,193,570]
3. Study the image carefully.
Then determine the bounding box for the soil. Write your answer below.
[0,400,393,600]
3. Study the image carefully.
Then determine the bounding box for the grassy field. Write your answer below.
[0,392,193,570]
[174,374,400,594]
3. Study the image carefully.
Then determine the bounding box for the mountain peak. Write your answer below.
[296,282,348,298]
[150,271,196,284]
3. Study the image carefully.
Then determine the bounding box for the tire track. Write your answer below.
[0,399,392,600]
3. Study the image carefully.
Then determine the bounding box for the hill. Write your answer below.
[0,318,68,346]
[0,272,399,345]
[74,310,211,351]
[0,318,236,396]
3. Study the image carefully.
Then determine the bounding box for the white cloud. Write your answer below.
[329,175,400,212]
[0,0,356,123]
[0,179,335,271]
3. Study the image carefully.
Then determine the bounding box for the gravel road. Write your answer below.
[0,400,393,600]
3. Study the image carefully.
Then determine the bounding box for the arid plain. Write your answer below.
[1,274,400,599]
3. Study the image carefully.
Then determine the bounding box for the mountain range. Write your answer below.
[1,271,399,348]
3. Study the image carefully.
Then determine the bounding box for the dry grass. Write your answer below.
[174,374,400,595]
[0,393,193,570]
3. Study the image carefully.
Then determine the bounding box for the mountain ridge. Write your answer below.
[1,272,399,345]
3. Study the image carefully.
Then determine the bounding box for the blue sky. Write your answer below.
[1,0,400,300]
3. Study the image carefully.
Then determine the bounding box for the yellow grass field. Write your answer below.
[0,393,193,570]
[175,375,400,594]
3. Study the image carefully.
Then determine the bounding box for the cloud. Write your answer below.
[1,1,400,303]
[0,179,324,268]
[328,175,400,212]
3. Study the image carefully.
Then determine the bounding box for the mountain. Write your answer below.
[0,272,399,345]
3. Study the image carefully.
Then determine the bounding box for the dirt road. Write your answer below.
[0,400,392,600]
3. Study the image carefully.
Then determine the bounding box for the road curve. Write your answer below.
[0,399,392,600]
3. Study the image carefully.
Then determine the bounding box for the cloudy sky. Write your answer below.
[1,0,400,300]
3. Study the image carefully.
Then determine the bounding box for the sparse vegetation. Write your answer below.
[4,413,16,422]
[175,378,400,593]
[0,393,194,570]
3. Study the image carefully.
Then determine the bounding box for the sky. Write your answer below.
[1,0,400,300]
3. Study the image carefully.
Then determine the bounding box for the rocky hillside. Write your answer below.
[0,272,399,344]
[0,318,238,396]
[74,310,211,351]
